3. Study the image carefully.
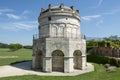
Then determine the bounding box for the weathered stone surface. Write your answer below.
[32,4,86,73]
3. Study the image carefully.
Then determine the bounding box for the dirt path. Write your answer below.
[0,56,18,58]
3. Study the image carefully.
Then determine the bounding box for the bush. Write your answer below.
[23,45,32,49]
[0,42,9,48]
[87,54,110,64]
[110,58,120,67]
[87,54,120,67]
[87,46,95,52]
[9,43,22,51]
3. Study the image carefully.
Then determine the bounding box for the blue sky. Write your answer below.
[0,0,120,45]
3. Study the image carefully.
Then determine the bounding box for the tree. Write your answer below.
[9,43,22,51]
[104,35,120,41]
[0,42,9,48]
[23,45,32,49]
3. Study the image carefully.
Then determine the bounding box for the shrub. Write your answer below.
[9,43,22,51]
[23,45,32,49]
[110,58,120,67]
[87,54,120,67]
[87,54,110,64]
[87,46,95,52]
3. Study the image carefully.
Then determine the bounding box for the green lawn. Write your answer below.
[0,48,120,80]
[0,48,32,66]
[0,63,120,80]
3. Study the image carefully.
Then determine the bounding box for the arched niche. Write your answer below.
[73,50,82,69]
[52,50,64,72]
[35,50,43,69]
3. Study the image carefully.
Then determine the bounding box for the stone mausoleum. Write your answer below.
[32,4,86,73]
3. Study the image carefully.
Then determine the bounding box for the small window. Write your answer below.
[48,17,51,21]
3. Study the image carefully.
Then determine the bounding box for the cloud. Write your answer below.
[6,13,20,20]
[13,23,35,30]
[81,15,101,21]
[0,8,13,13]
[96,20,103,26]
[0,8,13,16]
[22,10,30,15]
[97,0,103,7]
[91,0,103,8]
[102,9,120,15]
[0,12,2,15]
[1,21,37,31]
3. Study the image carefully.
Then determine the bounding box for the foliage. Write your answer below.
[87,40,98,47]
[23,45,32,49]
[110,58,120,67]
[87,54,110,64]
[0,42,9,48]
[104,35,120,41]
[0,48,32,66]
[98,41,106,47]
[87,38,120,52]
[87,54,120,67]
[1,63,120,80]
[86,40,98,52]
[9,43,22,51]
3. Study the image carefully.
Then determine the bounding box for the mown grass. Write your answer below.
[0,49,120,80]
[0,48,32,66]
[0,63,120,80]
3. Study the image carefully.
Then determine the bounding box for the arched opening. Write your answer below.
[73,50,82,69]
[52,50,64,72]
[35,50,43,69]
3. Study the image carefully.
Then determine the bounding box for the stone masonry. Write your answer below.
[32,4,86,73]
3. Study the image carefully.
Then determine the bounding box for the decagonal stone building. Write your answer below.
[32,4,86,73]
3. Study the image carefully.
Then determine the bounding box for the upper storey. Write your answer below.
[38,4,80,26]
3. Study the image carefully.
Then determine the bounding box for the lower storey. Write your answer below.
[32,56,86,73]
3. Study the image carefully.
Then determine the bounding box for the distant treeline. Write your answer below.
[0,42,32,49]
[0,42,9,48]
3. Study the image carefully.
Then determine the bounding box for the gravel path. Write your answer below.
[0,61,94,78]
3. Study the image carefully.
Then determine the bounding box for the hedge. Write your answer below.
[87,54,120,67]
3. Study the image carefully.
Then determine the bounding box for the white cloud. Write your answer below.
[0,12,2,15]
[91,0,103,8]
[22,10,30,15]
[1,21,37,31]
[102,9,120,15]
[81,15,101,21]
[96,20,103,26]
[97,0,103,7]
[6,13,20,20]
[0,8,13,13]
[0,8,13,16]
[13,23,35,30]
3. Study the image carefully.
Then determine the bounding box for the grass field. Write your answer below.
[0,64,120,80]
[0,48,120,80]
[0,48,32,66]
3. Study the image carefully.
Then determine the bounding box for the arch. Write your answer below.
[52,50,64,72]
[35,50,43,69]
[73,50,82,69]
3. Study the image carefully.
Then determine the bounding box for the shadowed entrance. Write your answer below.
[52,50,64,72]
[35,50,42,69]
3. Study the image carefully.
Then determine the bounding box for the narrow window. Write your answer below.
[48,17,51,21]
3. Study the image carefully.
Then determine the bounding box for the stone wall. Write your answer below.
[89,47,120,58]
